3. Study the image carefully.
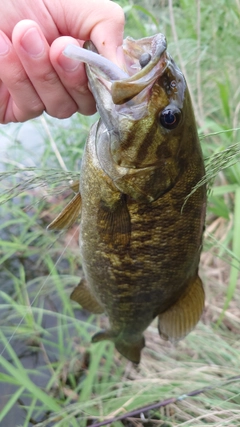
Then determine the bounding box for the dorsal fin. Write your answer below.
[47,192,81,230]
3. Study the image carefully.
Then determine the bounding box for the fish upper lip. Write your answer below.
[111,34,168,104]
[63,33,168,104]
[121,33,167,83]
[111,52,168,105]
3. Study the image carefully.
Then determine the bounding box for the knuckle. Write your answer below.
[11,66,30,87]
[48,103,78,119]
[38,70,60,86]
[28,99,45,116]
[73,83,90,96]
[15,100,44,121]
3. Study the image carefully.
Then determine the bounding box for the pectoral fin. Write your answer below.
[97,194,131,247]
[48,192,81,230]
[70,278,104,314]
[92,330,145,364]
[158,276,205,343]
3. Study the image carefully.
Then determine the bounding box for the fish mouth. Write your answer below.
[63,33,168,107]
[111,34,168,105]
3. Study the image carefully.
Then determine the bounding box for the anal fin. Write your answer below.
[158,275,205,343]
[115,336,145,364]
[48,192,81,230]
[92,330,145,364]
[70,278,104,314]
[92,329,115,343]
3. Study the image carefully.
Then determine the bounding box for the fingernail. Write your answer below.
[58,53,81,72]
[0,32,10,56]
[21,27,44,57]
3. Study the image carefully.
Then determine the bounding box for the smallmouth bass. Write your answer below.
[49,34,206,363]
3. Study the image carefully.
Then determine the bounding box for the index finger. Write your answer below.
[46,0,125,65]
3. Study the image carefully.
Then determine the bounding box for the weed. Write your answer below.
[0,1,240,426]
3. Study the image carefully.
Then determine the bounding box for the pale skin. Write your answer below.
[0,0,125,123]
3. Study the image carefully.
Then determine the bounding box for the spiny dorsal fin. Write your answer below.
[70,180,80,193]
[70,278,104,314]
[158,275,205,343]
[47,192,81,230]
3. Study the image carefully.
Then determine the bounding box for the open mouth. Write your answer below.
[63,33,168,105]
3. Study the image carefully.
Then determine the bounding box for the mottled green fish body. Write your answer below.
[51,34,206,363]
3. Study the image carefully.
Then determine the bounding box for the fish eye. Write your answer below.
[159,108,181,130]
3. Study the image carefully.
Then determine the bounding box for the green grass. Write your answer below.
[0,0,240,425]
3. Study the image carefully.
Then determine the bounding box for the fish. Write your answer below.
[48,33,206,364]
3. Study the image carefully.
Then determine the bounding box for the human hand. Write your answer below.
[0,0,124,123]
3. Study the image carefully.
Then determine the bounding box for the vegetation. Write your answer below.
[0,0,240,425]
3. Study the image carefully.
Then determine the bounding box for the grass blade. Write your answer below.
[0,385,25,423]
